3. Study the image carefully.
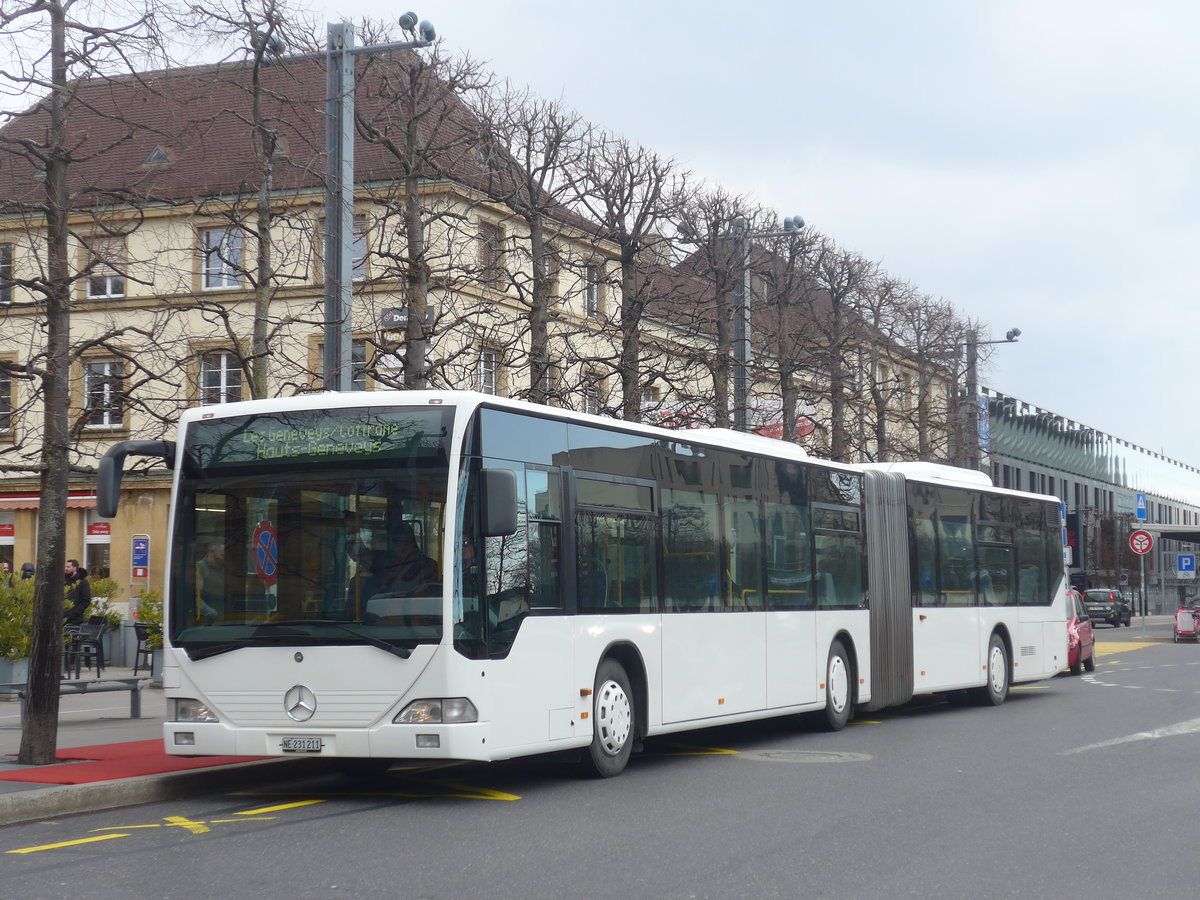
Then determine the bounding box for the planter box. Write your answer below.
[0,656,30,687]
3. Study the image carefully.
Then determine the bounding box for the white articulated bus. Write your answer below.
[97,391,1067,776]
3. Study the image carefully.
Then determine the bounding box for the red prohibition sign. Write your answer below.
[1129,530,1154,555]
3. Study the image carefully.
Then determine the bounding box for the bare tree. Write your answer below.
[750,223,824,444]
[351,34,491,390]
[0,0,170,764]
[470,84,585,405]
[671,185,757,428]
[569,132,688,421]
[797,237,876,462]
[893,293,972,461]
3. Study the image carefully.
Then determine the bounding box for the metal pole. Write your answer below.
[964,334,979,470]
[1139,553,1146,622]
[732,218,750,431]
[323,22,356,392]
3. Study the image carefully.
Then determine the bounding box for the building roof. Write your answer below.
[0,52,506,211]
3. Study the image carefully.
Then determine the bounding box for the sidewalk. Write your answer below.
[0,665,308,827]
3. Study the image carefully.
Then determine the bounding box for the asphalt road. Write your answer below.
[4,621,1198,899]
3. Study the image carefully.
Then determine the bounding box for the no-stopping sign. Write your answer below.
[1129,530,1154,555]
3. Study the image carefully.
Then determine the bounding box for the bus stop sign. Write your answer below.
[1130,530,1154,555]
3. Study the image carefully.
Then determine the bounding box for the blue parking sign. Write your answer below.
[1179,554,1195,575]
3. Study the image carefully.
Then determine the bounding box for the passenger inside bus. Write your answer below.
[365,522,439,600]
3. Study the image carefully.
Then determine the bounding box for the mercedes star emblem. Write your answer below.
[284,684,317,722]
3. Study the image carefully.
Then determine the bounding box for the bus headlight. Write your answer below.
[172,698,219,723]
[395,698,478,724]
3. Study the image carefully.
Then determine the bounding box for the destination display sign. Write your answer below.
[185,406,453,470]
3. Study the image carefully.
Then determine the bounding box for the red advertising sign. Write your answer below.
[86,522,111,536]
[1129,530,1154,555]
[0,524,14,538]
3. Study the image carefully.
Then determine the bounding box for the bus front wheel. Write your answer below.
[819,640,853,731]
[583,659,635,778]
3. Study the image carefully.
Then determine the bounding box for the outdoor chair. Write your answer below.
[132,623,158,675]
[71,617,108,678]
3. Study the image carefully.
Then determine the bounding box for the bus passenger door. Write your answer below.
[478,461,577,751]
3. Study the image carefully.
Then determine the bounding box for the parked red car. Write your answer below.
[1066,590,1096,675]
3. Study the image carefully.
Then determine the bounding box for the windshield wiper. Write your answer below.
[255,619,413,659]
[187,642,247,661]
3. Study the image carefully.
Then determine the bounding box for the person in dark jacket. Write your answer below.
[64,559,91,626]
[19,562,34,580]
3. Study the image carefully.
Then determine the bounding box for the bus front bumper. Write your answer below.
[164,721,494,761]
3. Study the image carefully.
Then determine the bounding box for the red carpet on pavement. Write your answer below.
[0,740,266,785]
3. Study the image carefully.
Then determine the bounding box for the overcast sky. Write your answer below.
[8,2,1193,458]
[256,2,1200,463]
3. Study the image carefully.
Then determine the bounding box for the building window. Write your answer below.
[0,243,12,304]
[201,226,243,290]
[352,341,367,391]
[352,215,367,281]
[477,221,502,283]
[85,237,126,298]
[477,349,498,395]
[900,371,913,411]
[583,381,600,416]
[0,367,11,433]
[84,360,124,428]
[84,508,112,578]
[537,245,560,293]
[199,351,243,405]
[585,264,603,318]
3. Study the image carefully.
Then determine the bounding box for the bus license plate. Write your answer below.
[280,736,323,753]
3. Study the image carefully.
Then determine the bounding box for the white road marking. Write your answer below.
[1061,717,1200,755]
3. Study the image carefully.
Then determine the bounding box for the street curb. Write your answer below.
[0,757,320,827]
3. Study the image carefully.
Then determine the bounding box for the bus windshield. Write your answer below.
[168,405,453,657]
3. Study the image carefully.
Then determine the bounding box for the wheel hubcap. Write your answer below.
[989,646,1006,693]
[828,655,848,713]
[595,679,632,756]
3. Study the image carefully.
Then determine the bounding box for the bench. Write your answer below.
[0,677,149,721]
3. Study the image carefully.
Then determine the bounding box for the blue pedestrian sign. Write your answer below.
[1136,493,1147,521]
[131,534,151,581]
[1179,554,1195,580]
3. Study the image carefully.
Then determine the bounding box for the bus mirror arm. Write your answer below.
[480,468,518,537]
[97,440,175,518]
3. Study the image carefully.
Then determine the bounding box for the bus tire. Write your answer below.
[819,640,853,731]
[974,633,1009,706]
[583,659,635,778]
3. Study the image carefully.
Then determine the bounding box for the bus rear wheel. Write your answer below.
[583,659,635,777]
[974,633,1009,706]
[819,640,853,731]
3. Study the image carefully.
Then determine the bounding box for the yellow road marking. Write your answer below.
[1095,641,1156,657]
[653,743,740,757]
[163,815,212,835]
[7,833,128,855]
[237,799,326,815]
[431,781,521,801]
[850,719,880,725]
[90,816,277,835]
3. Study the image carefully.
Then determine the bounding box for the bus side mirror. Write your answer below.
[480,468,518,537]
[97,440,176,518]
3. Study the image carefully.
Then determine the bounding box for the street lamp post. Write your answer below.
[962,327,1020,470]
[323,14,436,392]
[731,214,805,431]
